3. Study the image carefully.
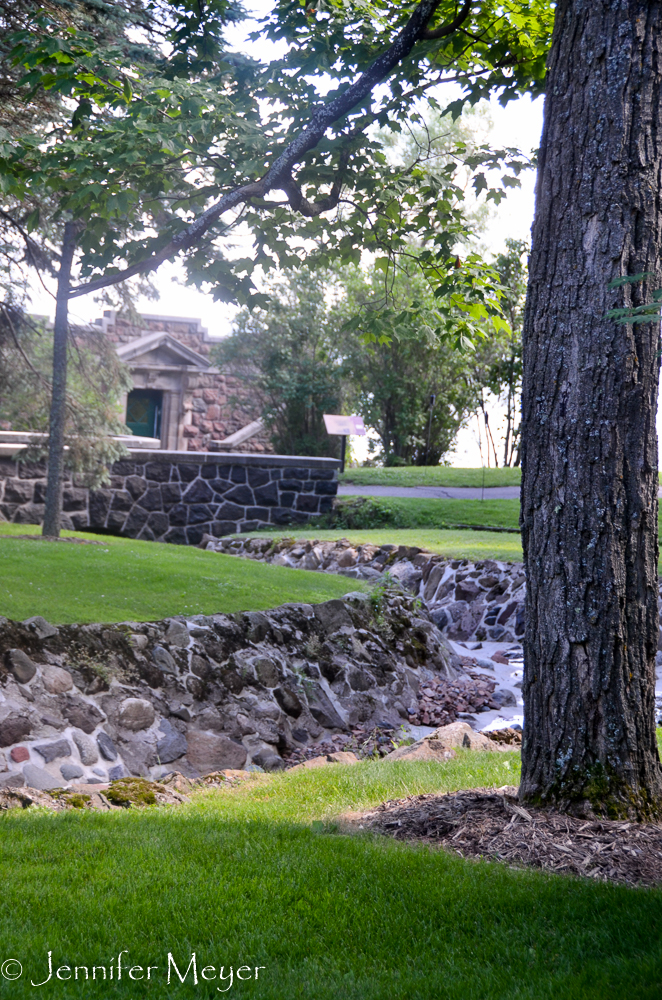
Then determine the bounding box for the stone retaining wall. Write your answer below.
[207,536,526,642]
[0,595,457,788]
[0,452,339,544]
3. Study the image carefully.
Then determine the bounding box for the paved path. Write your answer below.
[339,484,662,500]
[337,484,521,500]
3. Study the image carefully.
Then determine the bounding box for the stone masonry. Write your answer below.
[0,452,339,544]
[0,594,459,787]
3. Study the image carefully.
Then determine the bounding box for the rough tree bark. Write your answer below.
[520,0,662,818]
[42,221,77,538]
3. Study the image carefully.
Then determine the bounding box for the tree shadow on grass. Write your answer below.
[0,806,661,1000]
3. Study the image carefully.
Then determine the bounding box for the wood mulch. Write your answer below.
[349,786,662,887]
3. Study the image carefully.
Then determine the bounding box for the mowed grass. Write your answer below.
[335,496,521,530]
[0,523,367,624]
[2,755,662,1000]
[340,466,522,488]
[243,527,524,562]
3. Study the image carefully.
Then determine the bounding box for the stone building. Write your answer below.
[96,311,271,454]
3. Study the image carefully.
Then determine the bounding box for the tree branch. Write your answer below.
[281,148,351,217]
[69,0,461,299]
[420,0,473,41]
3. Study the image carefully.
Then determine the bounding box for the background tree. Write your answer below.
[0,313,131,487]
[340,262,483,465]
[213,269,346,458]
[520,0,662,817]
[471,238,526,467]
[2,0,552,533]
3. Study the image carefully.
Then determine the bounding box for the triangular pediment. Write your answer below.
[116,331,211,369]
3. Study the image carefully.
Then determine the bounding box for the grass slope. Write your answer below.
[2,756,661,1000]
[332,496,520,531]
[243,527,524,563]
[0,524,366,624]
[340,466,522,488]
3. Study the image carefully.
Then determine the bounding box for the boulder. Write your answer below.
[10,746,30,763]
[41,665,74,694]
[186,731,247,771]
[385,722,500,762]
[72,729,99,765]
[118,698,155,732]
[6,649,37,683]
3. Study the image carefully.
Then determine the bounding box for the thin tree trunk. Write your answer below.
[520,1,662,818]
[42,222,77,538]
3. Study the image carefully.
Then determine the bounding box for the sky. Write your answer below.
[29,9,551,467]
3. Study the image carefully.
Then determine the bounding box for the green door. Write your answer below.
[126,389,162,439]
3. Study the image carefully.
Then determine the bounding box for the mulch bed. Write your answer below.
[351,786,662,887]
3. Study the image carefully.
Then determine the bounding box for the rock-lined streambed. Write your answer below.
[0,592,490,789]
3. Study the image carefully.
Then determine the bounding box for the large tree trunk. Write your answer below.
[42,221,77,538]
[520,0,662,819]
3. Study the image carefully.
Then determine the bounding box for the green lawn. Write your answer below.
[2,755,662,1000]
[0,523,367,624]
[340,466,522,488]
[243,527,524,562]
[330,496,520,531]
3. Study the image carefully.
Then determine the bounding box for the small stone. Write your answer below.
[6,649,37,683]
[0,772,25,789]
[186,730,247,771]
[152,645,177,675]
[10,746,30,763]
[165,620,189,648]
[313,600,353,632]
[92,768,106,777]
[72,729,98,765]
[23,763,61,790]
[253,656,279,688]
[34,739,71,763]
[118,698,155,732]
[108,764,126,781]
[41,665,74,694]
[273,686,303,717]
[22,616,58,639]
[0,715,31,747]
[169,703,192,722]
[62,697,104,734]
[97,731,118,761]
[60,762,84,781]
[156,719,187,763]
